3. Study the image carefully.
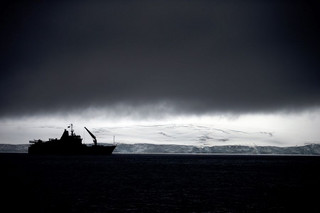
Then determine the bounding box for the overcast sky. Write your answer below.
[1,0,320,146]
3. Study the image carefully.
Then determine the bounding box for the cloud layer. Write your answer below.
[1,0,320,117]
[1,110,320,146]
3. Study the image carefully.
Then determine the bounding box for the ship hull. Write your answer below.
[28,143,116,155]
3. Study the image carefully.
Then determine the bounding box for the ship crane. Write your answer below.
[84,127,97,146]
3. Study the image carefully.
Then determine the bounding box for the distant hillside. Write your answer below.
[1,143,320,155]
[113,143,320,155]
[0,144,29,153]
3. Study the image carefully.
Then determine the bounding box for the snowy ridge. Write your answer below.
[113,143,320,155]
[91,124,279,147]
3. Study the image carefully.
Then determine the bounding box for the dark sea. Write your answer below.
[1,153,320,212]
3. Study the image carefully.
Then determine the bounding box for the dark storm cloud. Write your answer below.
[1,0,320,116]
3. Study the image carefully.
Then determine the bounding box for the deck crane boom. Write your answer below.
[84,127,97,146]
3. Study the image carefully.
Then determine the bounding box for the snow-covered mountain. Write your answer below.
[88,123,280,147]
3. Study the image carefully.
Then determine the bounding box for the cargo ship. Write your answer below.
[28,124,116,155]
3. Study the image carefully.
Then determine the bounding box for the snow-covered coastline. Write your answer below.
[1,143,320,155]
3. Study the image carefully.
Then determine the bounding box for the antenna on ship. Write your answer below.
[68,124,74,136]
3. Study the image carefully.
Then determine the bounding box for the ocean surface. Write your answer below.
[1,154,320,212]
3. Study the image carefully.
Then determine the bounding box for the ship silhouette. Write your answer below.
[28,124,116,155]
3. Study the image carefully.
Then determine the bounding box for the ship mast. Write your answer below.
[71,124,74,136]
[68,124,74,136]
